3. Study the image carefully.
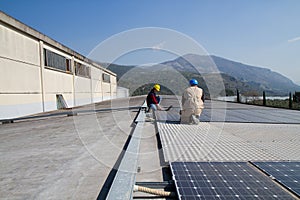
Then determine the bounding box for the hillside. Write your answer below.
[106,55,300,97]
[162,54,300,95]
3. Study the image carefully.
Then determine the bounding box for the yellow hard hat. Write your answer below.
[153,84,160,91]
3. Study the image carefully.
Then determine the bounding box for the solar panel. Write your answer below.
[155,110,180,122]
[253,161,300,197]
[199,103,300,123]
[171,162,295,199]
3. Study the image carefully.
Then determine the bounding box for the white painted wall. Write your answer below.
[91,66,102,102]
[0,22,43,119]
[0,59,41,93]
[74,76,92,106]
[111,76,117,99]
[0,23,40,65]
[43,69,74,111]
[92,79,102,102]
[0,15,117,120]
[117,87,129,98]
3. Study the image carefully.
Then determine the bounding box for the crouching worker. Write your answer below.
[180,79,204,124]
[146,84,163,111]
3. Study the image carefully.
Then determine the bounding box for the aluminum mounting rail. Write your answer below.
[106,108,145,200]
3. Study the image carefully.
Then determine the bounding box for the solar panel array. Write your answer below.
[171,162,296,199]
[155,100,300,124]
[158,122,300,162]
[253,162,300,197]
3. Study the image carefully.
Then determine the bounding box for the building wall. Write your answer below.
[91,66,103,103]
[111,74,117,99]
[117,87,129,98]
[0,21,44,119]
[0,12,117,120]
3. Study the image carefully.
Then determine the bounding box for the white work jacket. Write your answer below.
[182,86,204,113]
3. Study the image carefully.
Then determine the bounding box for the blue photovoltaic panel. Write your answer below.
[171,162,295,200]
[253,161,300,197]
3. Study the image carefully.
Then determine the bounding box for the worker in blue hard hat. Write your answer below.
[180,79,205,124]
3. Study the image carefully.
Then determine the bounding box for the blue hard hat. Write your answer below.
[189,79,198,86]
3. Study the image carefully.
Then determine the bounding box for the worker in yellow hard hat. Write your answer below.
[146,84,163,111]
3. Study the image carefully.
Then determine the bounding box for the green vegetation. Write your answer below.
[105,61,300,111]
[107,64,253,98]
[247,99,300,110]
[106,63,135,80]
[131,83,174,96]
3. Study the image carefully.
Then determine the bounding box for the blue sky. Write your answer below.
[1,0,300,84]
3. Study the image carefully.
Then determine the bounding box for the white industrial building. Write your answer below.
[0,11,118,120]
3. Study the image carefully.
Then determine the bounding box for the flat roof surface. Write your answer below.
[0,97,146,199]
[0,95,299,199]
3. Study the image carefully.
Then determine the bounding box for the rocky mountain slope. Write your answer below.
[105,54,300,96]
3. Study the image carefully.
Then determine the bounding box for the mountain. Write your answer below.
[106,54,300,96]
[161,54,300,96]
[101,63,135,80]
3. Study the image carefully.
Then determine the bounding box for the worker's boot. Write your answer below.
[191,115,199,125]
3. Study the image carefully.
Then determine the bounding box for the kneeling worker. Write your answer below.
[146,84,163,111]
[181,79,204,124]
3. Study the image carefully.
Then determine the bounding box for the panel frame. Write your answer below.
[171,162,296,200]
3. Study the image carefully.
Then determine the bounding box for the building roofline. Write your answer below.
[0,11,116,76]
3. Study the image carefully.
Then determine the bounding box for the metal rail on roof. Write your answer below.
[106,109,145,200]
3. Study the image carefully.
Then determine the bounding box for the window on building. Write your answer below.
[44,49,71,72]
[102,73,110,83]
[74,61,91,78]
